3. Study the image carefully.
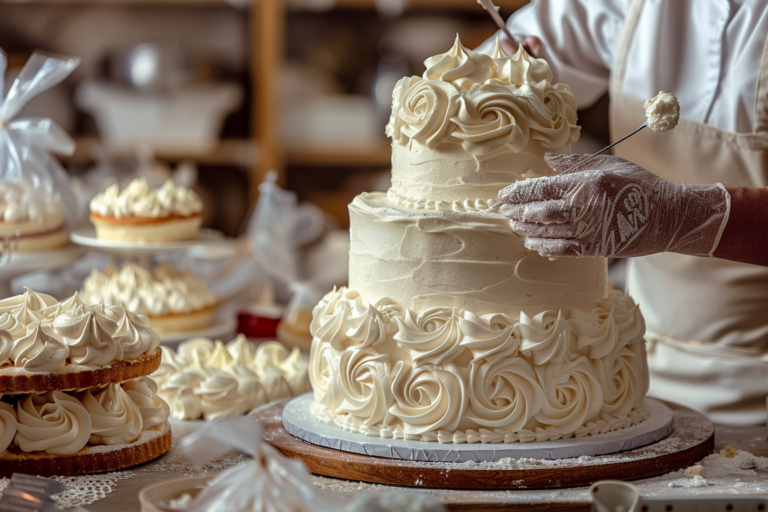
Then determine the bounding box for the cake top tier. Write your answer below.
[386,36,580,211]
[386,35,579,154]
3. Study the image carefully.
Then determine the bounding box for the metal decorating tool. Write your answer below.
[489,120,649,210]
[477,0,516,44]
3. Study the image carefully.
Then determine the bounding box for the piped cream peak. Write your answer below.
[423,34,496,89]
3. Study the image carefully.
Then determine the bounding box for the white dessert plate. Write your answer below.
[158,315,237,348]
[70,227,230,256]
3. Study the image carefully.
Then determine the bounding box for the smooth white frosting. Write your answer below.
[89,178,203,219]
[348,193,608,317]
[387,36,578,208]
[153,336,310,421]
[81,262,215,318]
[309,285,648,441]
[644,91,680,133]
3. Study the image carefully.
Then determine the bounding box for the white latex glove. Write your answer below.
[499,154,730,258]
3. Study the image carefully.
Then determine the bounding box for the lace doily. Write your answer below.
[0,472,132,509]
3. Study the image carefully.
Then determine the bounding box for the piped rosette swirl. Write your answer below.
[387,35,580,210]
[309,285,650,443]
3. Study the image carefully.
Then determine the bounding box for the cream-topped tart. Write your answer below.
[89,178,203,242]
[0,179,69,251]
[0,288,170,476]
[81,262,216,334]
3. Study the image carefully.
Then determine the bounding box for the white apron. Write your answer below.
[610,0,768,425]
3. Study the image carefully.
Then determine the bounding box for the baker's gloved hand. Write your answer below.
[498,153,731,259]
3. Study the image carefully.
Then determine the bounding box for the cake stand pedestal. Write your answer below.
[252,399,714,490]
[0,245,84,298]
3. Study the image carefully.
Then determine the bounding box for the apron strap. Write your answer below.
[752,34,768,133]
[610,0,645,94]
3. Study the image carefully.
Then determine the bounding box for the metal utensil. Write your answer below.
[489,120,649,210]
[477,0,516,45]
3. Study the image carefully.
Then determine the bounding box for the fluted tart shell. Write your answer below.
[0,422,172,478]
[0,347,162,394]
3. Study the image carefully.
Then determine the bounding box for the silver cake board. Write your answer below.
[282,394,674,463]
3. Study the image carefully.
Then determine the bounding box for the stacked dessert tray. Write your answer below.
[253,395,715,490]
[70,227,237,346]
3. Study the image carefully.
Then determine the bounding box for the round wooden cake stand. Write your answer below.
[253,400,714,490]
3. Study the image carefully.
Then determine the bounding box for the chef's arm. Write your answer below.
[498,153,768,268]
[713,188,768,267]
[475,0,623,109]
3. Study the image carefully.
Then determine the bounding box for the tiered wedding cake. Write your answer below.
[308,37,649,444]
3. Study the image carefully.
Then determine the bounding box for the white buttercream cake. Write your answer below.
[308,37,650,444]
[81,261,216,334]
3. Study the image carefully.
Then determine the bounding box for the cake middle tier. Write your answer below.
[349,193,608,317]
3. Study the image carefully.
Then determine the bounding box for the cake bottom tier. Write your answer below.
[308,285,650,443]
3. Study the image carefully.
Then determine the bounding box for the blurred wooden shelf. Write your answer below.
[66,138,259,166]
[10,0,232,5]
[329,0,527,9]
[287,142,391,166]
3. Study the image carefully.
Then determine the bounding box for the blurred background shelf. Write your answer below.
[68,138,260,166]
[0,0,530,230]
[286,142,390,166]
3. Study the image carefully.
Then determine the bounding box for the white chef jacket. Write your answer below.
[478,0,768,425]
[477,0,768,134]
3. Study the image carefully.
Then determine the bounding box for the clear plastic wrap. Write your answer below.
[0,49,81,228]
[246,171,348,333]
[180,415,345,512]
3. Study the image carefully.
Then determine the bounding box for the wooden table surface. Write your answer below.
[86,423,768,512]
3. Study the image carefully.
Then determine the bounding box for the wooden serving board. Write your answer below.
[253,400,714,490]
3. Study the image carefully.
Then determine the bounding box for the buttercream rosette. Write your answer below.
[308,286,650,442]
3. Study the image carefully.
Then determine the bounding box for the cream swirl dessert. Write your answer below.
[645,91,680,133]
[81,262,216,334]
[0,290,169,476]
[308,38,651,443]
[0,289,161,382]
[89,178,204,242]
[6,378,169,456]
[153,336,311,421]
[0,178,69,251]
